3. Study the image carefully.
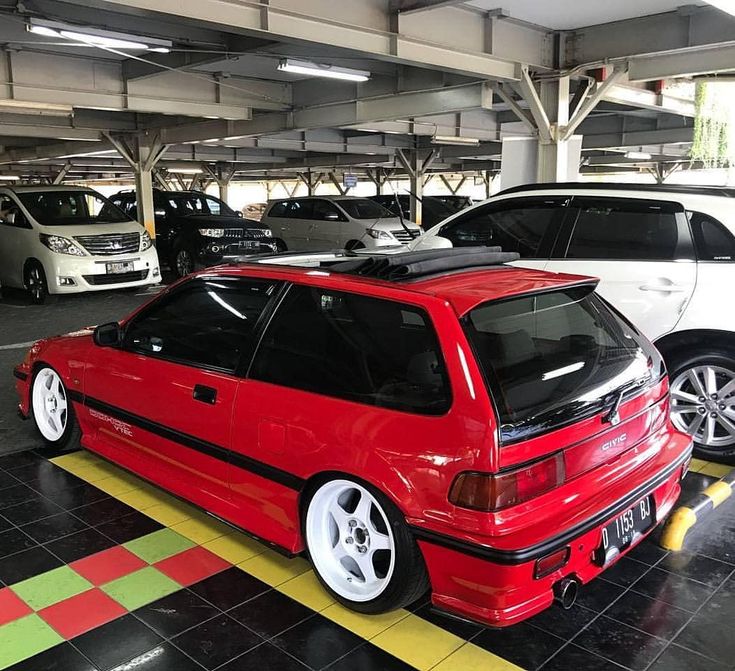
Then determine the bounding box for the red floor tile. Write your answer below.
[70,546,147,586]
[38,587,127,639]
[0,587,32,626]
[154,545,230,586]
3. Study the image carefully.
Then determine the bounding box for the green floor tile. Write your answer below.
[101,566,181,611]
[123,528,195,564]
[11,566,92,611]
[0,614,64,668]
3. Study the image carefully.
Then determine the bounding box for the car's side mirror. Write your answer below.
[93,322,122,347]
[236,211,243,218]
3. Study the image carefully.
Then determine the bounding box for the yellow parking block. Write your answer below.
[203,532,265,564]
[321,602,409,640]
[170,516,231,545]
[237,549,310,586]
[278,571,334,612]
[432,641,525,671]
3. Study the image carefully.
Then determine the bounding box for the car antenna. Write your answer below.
[387,181,415,239]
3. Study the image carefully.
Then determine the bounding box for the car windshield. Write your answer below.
[166,193,236,217]
[338,199,394,219]
[18,191,129,226]
[463,285,664,444]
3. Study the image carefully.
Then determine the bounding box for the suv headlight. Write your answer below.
[366,228,393,240]
[140,230,153,251]
[39,234,85,256]
[199,228,225,238]
[261,228,273,237]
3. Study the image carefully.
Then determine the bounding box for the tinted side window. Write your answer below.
[566,198,690,261]
[268,201,289,218]
[123,278,280,371]
[285,200,314,219]
[688,211,735,261]
[251,286,451,415]
[312,200,344,221]
[205,197,221,215]
[439,198,565,257]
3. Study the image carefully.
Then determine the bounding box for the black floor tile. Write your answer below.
[600,556,650,588]
[603,591,691,640]
[413,603,483,640]
[0,483,37,510]
[574,615,667,671]
[575,578,625,612]
[526,603,598,640]
[0,450,43,471]
[673,608,735,665]
[73,614,163,671]
[625,539,669,566]
[0,470,20,491]
[271,616,363,670]
[0,527,36,559]
[631,567,714,612]
[540,644,626,671]
[228,589,315,639]
[172,614,262,670]
[0,544,63,584]
[0,495,64,525]
[706,574,735,618]
[20,511,89,544]
[656,550,733,588]
[0,514,11,533]
[72,498,137,526]
[134,589,220,638]
[326,643,417,671]
[4,642,97,671]
[648,644,729,671]
[218,642,309,671]
[189,567,270,611]
[44,481,108,510]
[9,460,68,484]
[473,621,565,670]
[108,642,201,671]
[44,526,117,563]
[95,511,163,544]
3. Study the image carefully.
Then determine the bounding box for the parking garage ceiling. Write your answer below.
[0,0,731,183]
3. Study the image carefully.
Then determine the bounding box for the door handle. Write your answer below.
[638,283,687,293]
[193,384,217,404]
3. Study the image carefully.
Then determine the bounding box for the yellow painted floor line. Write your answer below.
[51,451,523,671]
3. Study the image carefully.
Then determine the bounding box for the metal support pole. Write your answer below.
[397,149,437,226]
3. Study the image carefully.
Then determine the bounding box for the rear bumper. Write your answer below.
[415,435,692,627]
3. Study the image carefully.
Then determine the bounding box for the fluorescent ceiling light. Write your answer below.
[27,19,171,52]
[0,100,73,117]
[432,135,481,146]
[173,168,204,174]
[0,175,21,181]
[705,0,735,17]
[624,151,653,160]
[277,59,370,82]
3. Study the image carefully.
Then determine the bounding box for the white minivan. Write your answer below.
[0,185,161,303]
[261,196,423,252]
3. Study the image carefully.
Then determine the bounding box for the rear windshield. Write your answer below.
[338,199,393,219]
[463,285,664,444]
[18,191,128,226]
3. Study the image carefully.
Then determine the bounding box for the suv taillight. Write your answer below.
[449,453,565,511]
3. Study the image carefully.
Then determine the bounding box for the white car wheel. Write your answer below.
[306,479,396,603]
[32,367,68,442]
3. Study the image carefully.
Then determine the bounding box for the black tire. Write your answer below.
[667,349,735,459]
[303,476,429,614]
[274,238,288,253]
[24,261,55,305]
[345,240,366,251]
[30,366,82,451]
[171,243,196,278]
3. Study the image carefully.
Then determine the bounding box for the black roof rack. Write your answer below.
[330,247,520,281]
[496,182,735,198]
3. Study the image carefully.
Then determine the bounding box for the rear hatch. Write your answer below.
[459,282,677,542]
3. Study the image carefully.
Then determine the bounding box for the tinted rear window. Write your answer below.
[463,286,663,443]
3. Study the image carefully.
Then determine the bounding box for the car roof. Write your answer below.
[496,182,735,199]
[194,260,595,316]
[1,185,97,193]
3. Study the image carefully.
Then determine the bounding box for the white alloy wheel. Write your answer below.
[306,479,396,602]
[32,368,68,442]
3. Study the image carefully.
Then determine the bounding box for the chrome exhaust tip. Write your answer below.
[553,577,579,610]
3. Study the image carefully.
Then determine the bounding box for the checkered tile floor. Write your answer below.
[0,449,733,671]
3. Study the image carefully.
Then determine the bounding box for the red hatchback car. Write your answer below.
[14,249,692,627]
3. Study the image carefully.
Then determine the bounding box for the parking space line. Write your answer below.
[0,341,37,350]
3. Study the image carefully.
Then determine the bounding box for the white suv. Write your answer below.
[261,196,422,252]
[0,186,160,304]
[411,182,735,458]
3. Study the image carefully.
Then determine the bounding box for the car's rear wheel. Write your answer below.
[274,238,287,253]
[668,351,735,458]
[31,366,81,449]
[24,262,53,305]
[304,477,428,613]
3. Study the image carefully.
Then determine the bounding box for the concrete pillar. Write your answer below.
[135,169,156,238]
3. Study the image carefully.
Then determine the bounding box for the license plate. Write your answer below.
[594,496,655,566]
[238,240,259,249]
[106,261,133,274]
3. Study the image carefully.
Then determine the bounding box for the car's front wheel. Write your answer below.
[24,262,53,305]
[172,245,196,278]
[668,350,735,458]
[31,366,81,449]
[304,477,428,613]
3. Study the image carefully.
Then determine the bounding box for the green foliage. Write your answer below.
[691,81,735,168]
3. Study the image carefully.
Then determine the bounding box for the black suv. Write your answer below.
[110,189,277,277]
[369,194,457,229]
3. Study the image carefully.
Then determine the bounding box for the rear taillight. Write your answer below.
[449,453,566,511]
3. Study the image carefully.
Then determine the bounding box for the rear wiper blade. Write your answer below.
[602,389,625,425]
